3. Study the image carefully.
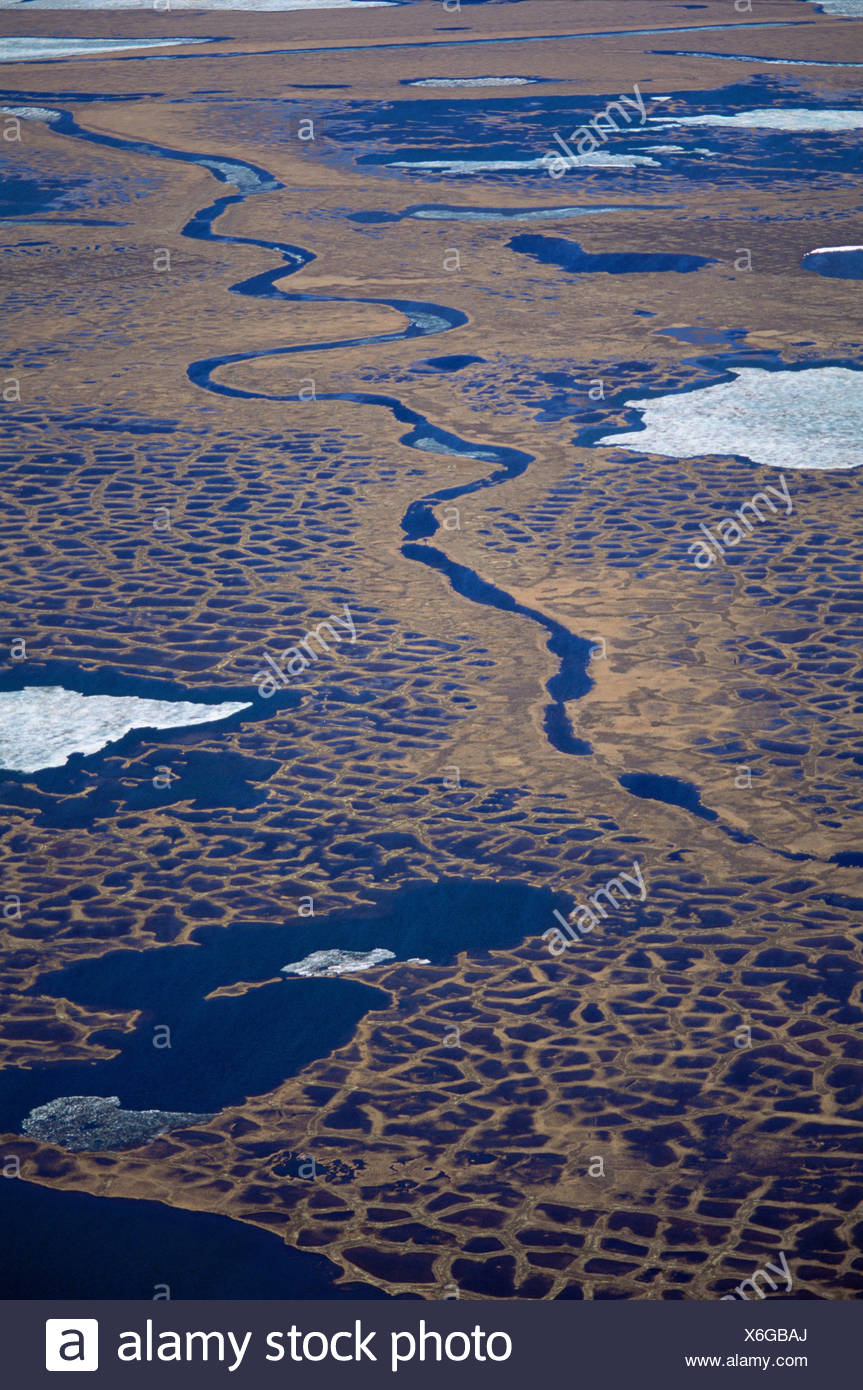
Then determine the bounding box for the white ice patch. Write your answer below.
[0,686,251,773]
[807,244,863,254]
[805,0,863,14]
[407,77,534,89]
[0,36,210,60]
[0,104,61,121]
[392,154,658,173]
[598,367,863,472]
[407,309,452,333]
[412,205,637,221]
[658,50,863,69]
[281,948,429,977]
[650,107,863,132]
[412,437,497,462]
[199,158,273,192]
[642,142,714,156]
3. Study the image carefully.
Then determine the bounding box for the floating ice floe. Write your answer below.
[0,104,61,122]
[597,366,863,471]
[281,948,430,977]
[198,157,276,193]
[411,204,643,221]
[806,0,863,14]
[656,49,863,70]
[642,142,714,156]
[0,686,251,773]
[0,36,211,60]
[406,77,535,89]
[649,107,863,132]
[391,153,659,174]
[22,1096,216,1151]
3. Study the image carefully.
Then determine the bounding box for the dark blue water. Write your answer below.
[0,171,85,217]
[0,1179,389,1299]
[509,233,716,276]
[1,974,387,1127]
[319,77,860,188]
[415,354,485,372]
[619,772,718,822]
[803,248,863,280]
[0,879,573,1131]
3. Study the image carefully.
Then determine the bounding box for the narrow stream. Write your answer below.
[14,100,594,753]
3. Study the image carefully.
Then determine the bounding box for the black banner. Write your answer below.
[8,1299,855,1387]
